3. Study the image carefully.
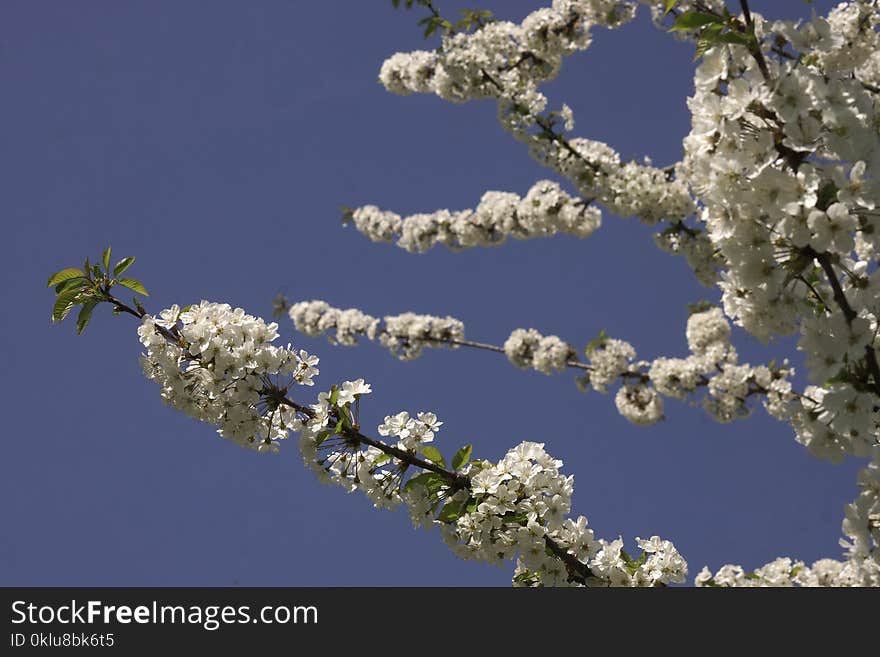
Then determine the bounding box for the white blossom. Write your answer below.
[138,301,309,451]
[350,181,601,253]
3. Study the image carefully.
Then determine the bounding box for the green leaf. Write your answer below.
[694,39,713,61]
[692,23,723,60]
[687,300,714,316]
[372,453,393,467]
[54,277,86,295]
[499,511,528,526]
[340,206,355,225]
[670,11,721,31]
[452,444,472,470]
[437,497,469,523]
[314,430,333,447]
[52,288,81,323]
[337,404,352,428]
[102,246,112,272]
[76,300,97,335]
[47,268,84,287]
[816,181,839,210]
[715,30,754,46]
[403,472,446,495]
[585,329,609,356]
[113,256,136,277]
[622,549,648,576]
[421,445,446,468]
[117,277,148,296]
[404,472,432,493]
[513,571,540,585]
[664,0,679,13]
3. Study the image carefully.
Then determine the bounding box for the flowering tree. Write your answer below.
[47,0,880,586]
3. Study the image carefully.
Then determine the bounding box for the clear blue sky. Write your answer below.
[1,0,853,586]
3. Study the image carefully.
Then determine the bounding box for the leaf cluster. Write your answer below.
[47,246,148,334]
[667,4,758,61]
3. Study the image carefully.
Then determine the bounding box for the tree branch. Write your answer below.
[278,395,594,584]
[740,0,772,83]
[813,251,880,396]
[105,291,596,585]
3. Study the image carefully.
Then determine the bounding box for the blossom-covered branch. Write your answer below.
[283,299,825,448]
[345,180,600,253]
[46,263,692,586]
[47,249,879,585]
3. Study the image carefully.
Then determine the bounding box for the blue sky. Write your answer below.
[1,0,854,586]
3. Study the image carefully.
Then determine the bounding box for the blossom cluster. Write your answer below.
[675,5,880,460]
[287,299,380,346]
[503,328,576,374]
[682,15,880,339]
[653,223,721,287]
[378,410,443,451]
[378,0,636,104]
[137,301,317,452]
[295,382,689,587]
[295,379,410,510]
[381,313,465,360]
[299,394,445,509]
[521,137,695,226]
[583,308,794,428]
[440,441,687,587]
[288,299,464,361]
[350,180,601,253]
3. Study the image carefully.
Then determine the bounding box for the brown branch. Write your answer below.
[544,536,593,583]
[813,251,880,396]
[796,275,833,314]
[278,395,593,585]
[105,292,179,343]
[740,0,772,83]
